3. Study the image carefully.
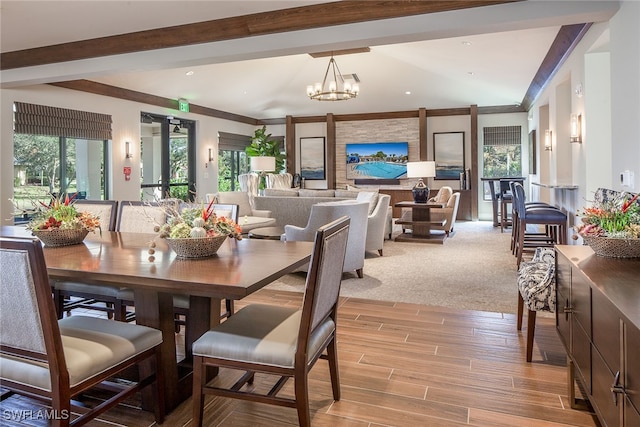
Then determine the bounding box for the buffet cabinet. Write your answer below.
[555,246,640,427]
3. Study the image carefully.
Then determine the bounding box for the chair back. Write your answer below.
[266,173,293,190]
[238,173,260,197]
[117,201,168,233]
[0,237,67,389]
[512,182,527,218]
[297,217,350,352]
[74,200,118,231]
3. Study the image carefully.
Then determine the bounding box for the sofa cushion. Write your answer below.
[334,189,360,199]
[298,189,335,197]
[264,188,299,197]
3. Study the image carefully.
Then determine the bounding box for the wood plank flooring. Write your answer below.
[0,289,600,426]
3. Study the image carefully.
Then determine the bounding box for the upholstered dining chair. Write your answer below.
[517,246,556,362]
[51,200,133,320]
[0,236,165,426]
[191,216,350,427]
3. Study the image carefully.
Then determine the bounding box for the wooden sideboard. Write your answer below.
[555,245,640,427]
[379,188,472,220]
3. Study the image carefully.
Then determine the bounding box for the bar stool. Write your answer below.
[499,178,524,232]
[509,181,556,255]
[512,183,567,268]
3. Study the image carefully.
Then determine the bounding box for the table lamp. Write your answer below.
[406,161,436,203]
[250,156,276,190]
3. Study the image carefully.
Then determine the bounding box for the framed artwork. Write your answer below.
[433,131,465,180]
[300,137,325,180]
[528,130,536,173]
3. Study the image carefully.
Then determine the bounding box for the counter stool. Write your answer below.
[512,183,567,268]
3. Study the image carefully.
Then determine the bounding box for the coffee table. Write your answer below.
[248,226,285,240]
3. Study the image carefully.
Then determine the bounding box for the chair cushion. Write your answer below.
[238,216,277,232]
[356,191,379,215]
[192,304,335,369]
[54,282,121,297]
[0,316,161,391]
[517,261,556,313]
[524,208,567,221]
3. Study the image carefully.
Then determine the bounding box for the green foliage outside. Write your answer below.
[483,145,521,177]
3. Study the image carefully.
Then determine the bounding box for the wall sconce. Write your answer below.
[570,114,582,143]
[206,148,214,168]
[125,141,133,159]
[544,130,552,151]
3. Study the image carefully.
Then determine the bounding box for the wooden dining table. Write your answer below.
[1,226,314,411]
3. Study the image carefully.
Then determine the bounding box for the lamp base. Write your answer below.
[412,179,430,203]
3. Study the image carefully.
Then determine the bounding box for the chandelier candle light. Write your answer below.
[406,161,436,203]
[307,55,359,101]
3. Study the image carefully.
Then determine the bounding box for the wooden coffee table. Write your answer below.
[248,226,285,240]
[394,201,447,244]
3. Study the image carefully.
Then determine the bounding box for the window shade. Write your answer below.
[14,102,112,140]
[483,125,521,146]
[218,132,251,151]
[218,132,285,151]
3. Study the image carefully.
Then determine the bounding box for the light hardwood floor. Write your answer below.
[0,289,600,426]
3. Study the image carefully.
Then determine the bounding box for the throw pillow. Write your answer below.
[298,189,336,197]
[263,188,299,197]
[356,191,378,215]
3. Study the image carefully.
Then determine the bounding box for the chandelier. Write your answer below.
[306,55,359,101]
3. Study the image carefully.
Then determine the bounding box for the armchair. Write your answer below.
[266,172,293,189]
[365,193,391,256]
[285,200,369,278]
[402,187,460,236]
[210,191,276,233]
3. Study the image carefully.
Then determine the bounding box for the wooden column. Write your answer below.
[326,113,336,189]
[419,107,427,160]
[470,104,479,220]
[285,115,295,174]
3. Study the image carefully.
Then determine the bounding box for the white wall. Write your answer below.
[529,1,640,242]
[0,84,256,224]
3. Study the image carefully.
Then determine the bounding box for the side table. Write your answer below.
[248,226,285,240]
[394,201,447,244]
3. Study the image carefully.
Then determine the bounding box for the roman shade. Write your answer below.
[14,102,112,140]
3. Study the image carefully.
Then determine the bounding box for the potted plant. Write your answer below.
[245,126,286,174]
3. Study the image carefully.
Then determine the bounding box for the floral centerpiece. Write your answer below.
[25,194,100,247]
[155,199,242,259]
[574,193,640,258]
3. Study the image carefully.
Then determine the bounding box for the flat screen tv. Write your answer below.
[346,142,408,180]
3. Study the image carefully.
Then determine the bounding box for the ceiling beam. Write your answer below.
[1,0,518,70]
[520,23,592,111]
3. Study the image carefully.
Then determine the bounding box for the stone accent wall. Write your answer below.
[335,118,420,189]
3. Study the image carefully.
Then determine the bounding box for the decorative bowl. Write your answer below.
[165,235,227,259]
[32,228,89,247]
[582,235,640,258]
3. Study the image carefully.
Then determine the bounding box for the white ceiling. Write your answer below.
[0,1,619,120]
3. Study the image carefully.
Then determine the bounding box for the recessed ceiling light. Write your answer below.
[405,91,411,95]
[467,71,474,76]
[185,71,194,76]
[462,41,472,46]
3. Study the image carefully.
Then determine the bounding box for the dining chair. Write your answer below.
[0,236,165,426]
[191,216,351,427]
[50,200,135,321]
[517,246,556,362]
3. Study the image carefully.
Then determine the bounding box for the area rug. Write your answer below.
[266,220,522,313]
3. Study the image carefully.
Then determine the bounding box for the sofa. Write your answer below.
[254,188,392,255]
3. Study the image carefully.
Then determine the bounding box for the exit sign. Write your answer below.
[178,98,189,112]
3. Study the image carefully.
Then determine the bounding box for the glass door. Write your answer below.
[140,113,195,201]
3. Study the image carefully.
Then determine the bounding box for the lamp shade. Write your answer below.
[250,156,276,172]
[406,161,436,178]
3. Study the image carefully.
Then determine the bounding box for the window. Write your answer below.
[217,132,251,191]
[482,125,522,200]
[12,103,109,222]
